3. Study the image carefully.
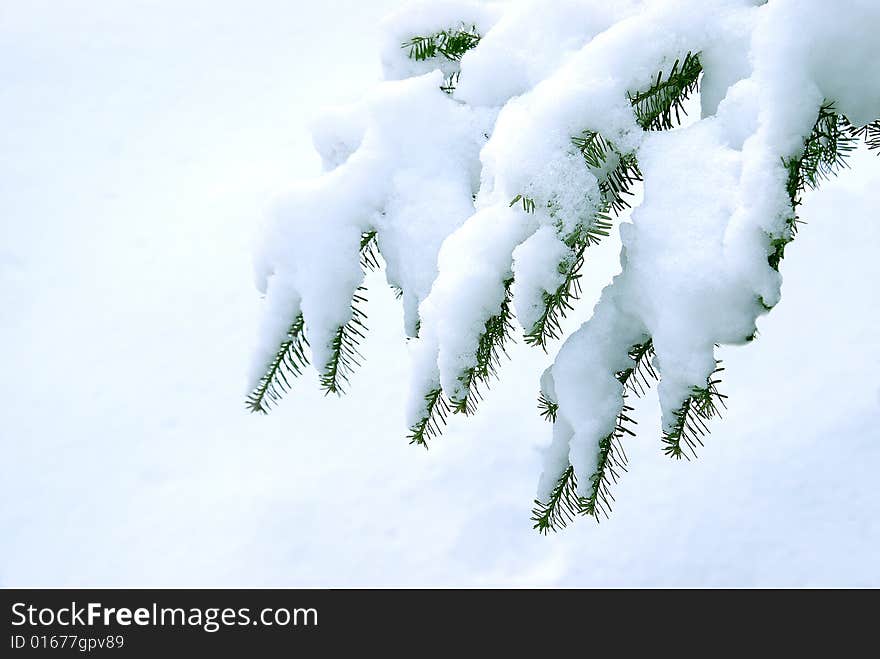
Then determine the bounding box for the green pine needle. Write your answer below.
[509,194,536,213]
[245,313,310,414]
[360,230,382,272]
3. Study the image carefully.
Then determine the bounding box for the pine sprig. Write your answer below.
[530,466,583,534]
[407,386,453,448]
[402,25,481,93]
[532,340,656,533]
[772,103,858,270]
[405,279,515,446]
[402,26,481,62]
[584,401,637,520]
[246,313,310,414]
[537,392,559,423]
[319,288,368,396]
[249,233,381,411]
[450,277,516,415]
[572,131,643,214]
[788,104,856,194]
[618,340,658,397]
[628,52,702,131]
[661,362,727,460]
[523,215,614,349]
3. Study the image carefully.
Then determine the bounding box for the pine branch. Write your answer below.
[450,277,516,415]
[532,340,655,533]
[772,103,858,270]
[522,132,636,350]
[407,386,453,448]
[245,313,310,414]
[618,339,658,397]
[584,401,636,520]
[249,233,380,410]
[319,288,368,396]
[523,215,614,349]
[661,362,727,460]
[530,465,583,534]
[628,52,702,131]
[537,392,558,422]
[406,278,515,445]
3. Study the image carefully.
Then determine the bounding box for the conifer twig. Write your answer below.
[628,52,702,131]
[402,25,481,92]
[246,313,310,414]
[248,232,381,411]
[661,362,727,460]
[407,387,453,448]
[319,288,368,396]
[772,103,858,270]
[532,340,655,533]
[450,278,516,415]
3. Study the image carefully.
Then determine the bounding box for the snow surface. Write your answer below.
[1,0,879,586]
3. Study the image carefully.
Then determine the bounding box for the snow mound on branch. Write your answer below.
[252,70,492,377]
[251,0,880,513]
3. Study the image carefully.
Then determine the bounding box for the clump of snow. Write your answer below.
[511,226,569,334]
[454,0,639,107]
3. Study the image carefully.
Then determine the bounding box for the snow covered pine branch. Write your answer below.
[248,0,880,533]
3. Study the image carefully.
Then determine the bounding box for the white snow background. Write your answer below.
[1,0,878,586]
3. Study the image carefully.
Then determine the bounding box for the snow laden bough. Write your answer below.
[248,0,880,533]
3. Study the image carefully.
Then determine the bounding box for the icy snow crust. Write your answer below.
[253,0,880,501]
